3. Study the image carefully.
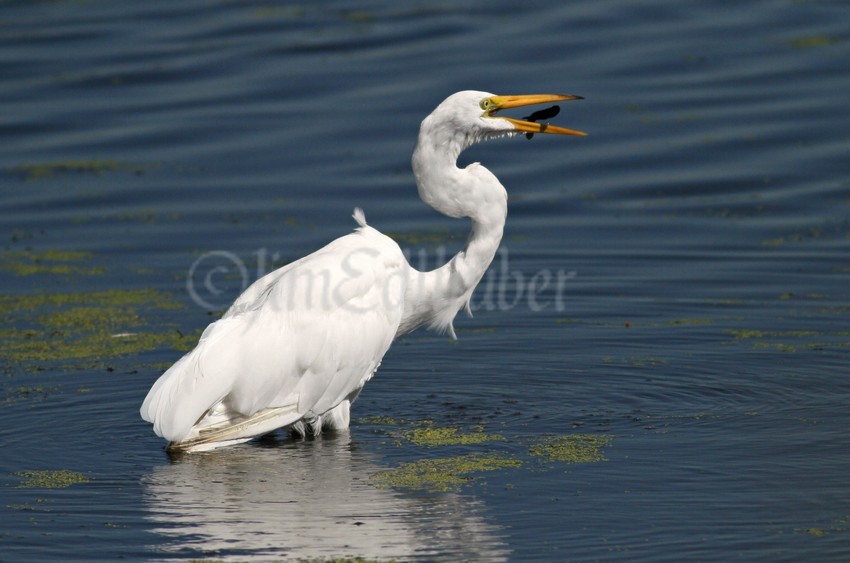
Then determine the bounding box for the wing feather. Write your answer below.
[141,224,407,444]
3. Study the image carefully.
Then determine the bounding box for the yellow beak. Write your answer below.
[487,94,586,136]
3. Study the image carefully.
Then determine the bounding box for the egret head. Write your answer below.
[413,90,586,221]
[426,90,586,145]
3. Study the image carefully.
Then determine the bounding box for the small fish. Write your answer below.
[522,105,561,139]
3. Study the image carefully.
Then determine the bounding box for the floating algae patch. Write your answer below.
[456,326,498,334]
[288,558,388,563]
[357,415,404,425]
[112,208,179,224]
[402,426,505,447]
[386,227,460,246]
[5,498,48,512]
[252,6,306,18]
[371,454,521,493]
[0,288,194,370]
[0,249,105,276]
[784,35,842,49]
[666,317,713,326]
[4,384,61,405]
[725,328,850,352]
[15,470,89,489]
[7,160,157,182]
[528,434,612,464]
[602,355,667,368]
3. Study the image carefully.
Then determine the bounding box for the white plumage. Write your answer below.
[141,90,585,451]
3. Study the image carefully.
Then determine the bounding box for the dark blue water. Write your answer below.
[1,0,848,560]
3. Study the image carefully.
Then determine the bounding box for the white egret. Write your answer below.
[141,91,585,451]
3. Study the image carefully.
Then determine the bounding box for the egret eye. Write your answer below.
[479,99,491,111]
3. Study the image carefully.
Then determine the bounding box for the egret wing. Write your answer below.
[141,224,406,445]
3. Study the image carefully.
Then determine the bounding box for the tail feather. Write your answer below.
[140,317,246,442]
[167,403,301,452]
[352,207,367,227]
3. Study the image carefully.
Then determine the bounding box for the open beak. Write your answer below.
[487,94,586,136]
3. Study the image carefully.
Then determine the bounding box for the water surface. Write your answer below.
[1,0,848,560]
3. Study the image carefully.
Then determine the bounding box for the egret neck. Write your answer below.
[398,109,509,338]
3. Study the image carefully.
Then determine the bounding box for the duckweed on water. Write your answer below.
[528,434,612,464]
[785,35,841,49]
[297,558,393,563]
[4,385,60,405]
[8,160,156,182]
[725,328,850,352]
[5,499,48,511]
[386,228,459,246]
[667,317,713,326]
[0,288,195,370]
[362,418,614,492]
[370,454,522,493]
[602,356,667,368]
[288,558,391,563]
[402,426,505,447]
[252,6,306,19]
[0,249,105,276]
[15,470,89,489]
[357,415,403,425]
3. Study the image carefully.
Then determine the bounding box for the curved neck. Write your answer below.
[397,124,507,338]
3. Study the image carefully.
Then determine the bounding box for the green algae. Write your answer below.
[293,558,394,563]
[785,35,841,49]
[557,317,714,329]
[0,288,194,370]
[728,329,766,339]
[114,208,180,223]
[672,412,720,422]
[342,10,375,23]
[0,249,105,276]
[357,415,403,425]
[370,454,522,493]
[667,318,713,326]
[8,160,156,182]
[4,385,61,405]
[762,223,841,248]
[0,288,180,314]
[528,434,612,464]
[367,417,617,492]
[628,356,667,368]
[252,6,306,19]
[71,209,181,226]
[792,516,850,538]
[456,326,498,334]
[753,342,798,353]
[726,328,849,353]
[602,355,667,368]
[386,228,459,246]
[6,498,48,511]
[728,329,823,339]
[402,426,505,447]
[15,470,89,489]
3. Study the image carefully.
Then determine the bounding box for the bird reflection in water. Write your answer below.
[142,431,510,561]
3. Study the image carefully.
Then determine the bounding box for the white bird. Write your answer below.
[141,91,585,452]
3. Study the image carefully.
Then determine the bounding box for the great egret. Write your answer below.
[141,91,585,451]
